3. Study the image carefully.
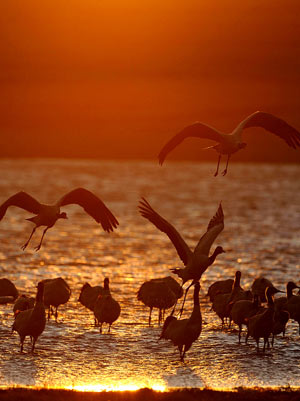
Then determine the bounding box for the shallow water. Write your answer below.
[0,159,299,390]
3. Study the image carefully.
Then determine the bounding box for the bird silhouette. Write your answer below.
[79,282,106,326]
[230,295,261,343]
[12,281,46,353]
[206,278,234,302]
[158,111,300,176]
[159,282,202,362]
[139,199,225,316]
[137,276,183,326]
[212,270,252,328]
[13,295,35,316]
[42,277,71,321]
[246,286,282,352]
[251,276,276,303]
[94,278,121,333]
[0,188,119,251]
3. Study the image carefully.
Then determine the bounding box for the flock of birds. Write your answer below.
[0,111,299,361]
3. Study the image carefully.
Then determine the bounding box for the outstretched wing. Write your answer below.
[0,192,41,221]
[138,198,192,266]
[240,111,300,149]
[58,188,119,232]
[194,203,224,256]
[158,122,224,165]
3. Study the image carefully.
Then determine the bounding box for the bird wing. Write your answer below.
[0,191,41,221]
[194,203,224,256]
[239,111,300,149]
[58,188,119,232]
[158,122,224,165]
[138,198,192,266]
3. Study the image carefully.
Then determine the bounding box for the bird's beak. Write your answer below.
[274,287,284,293]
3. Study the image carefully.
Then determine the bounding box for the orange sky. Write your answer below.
[0,0,300,161]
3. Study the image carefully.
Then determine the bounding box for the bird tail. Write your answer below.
[159,315,177,340]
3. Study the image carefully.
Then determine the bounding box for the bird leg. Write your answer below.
[100,323,103,334]
[179,281,194,318]
[158,309,162,326]
[35,227,49,251]
[214,155,221,176]
[31,338,36,353]
[149,307,153,326]
[222,154,231,176]
[21,227,36,250]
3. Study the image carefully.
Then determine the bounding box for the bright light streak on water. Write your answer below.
[0,159,299,390]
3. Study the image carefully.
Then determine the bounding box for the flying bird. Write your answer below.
[139,198,225,315]
[0,188,119,251]
[158,111,300,176]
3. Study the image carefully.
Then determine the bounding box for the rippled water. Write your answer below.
[0,159,299,390]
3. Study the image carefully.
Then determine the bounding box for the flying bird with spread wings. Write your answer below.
[158,111,300,176]
[0,188,119,251]
[139,199,225,315]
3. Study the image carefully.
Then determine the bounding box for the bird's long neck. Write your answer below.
[35,284,44,305]
[266,292,275,309]
[287,285,295,299]
[190,285,201,323]
[208,248,220,266]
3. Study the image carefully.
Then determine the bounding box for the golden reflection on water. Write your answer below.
[67,381,167,392]
[0,160,299,390]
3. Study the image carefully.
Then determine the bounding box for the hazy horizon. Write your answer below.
[1,0,300,162]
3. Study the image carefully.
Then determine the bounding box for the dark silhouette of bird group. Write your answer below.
[0,110,300,360]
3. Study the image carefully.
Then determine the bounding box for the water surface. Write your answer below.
[0,159,299,390]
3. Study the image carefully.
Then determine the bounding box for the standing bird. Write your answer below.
[42,277,71,321]
[246,286,282,352]
[79,282,106,325]
[12,281,46,353]
[159,282,202,362]
[277,282,300,334]
[212,270,252,328]
[0,278,19,304]
[230,295,261,343]
[0,188,119,251]
[158,111,300,176]
[13,295,35,316]
[251,276,276,303]
[94,278,121,333]
[137,276,183,326]
[274,281,300,312]
[139,199,225,315]
[206,278,234,302]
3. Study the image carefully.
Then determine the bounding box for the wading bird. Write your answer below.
[137,276,183,326]
[12,281,46,353]
[246,286,282,352]
[0,188,119,251]
[158,111,300,176]
[79,282,106,325]
[159,282,202,362]
[139,199,225,315]
[94,278,121,333]
[230,295,261,343]
[42,277,71,321]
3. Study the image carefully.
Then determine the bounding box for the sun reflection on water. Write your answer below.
[66,381,167,392]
